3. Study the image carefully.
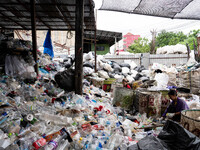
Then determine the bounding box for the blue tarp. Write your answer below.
[43,30,54,58]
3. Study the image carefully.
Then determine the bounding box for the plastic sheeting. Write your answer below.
[100,0,200,20]
[128,120,200,150]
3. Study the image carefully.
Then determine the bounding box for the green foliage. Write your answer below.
[156,29,200,50]
[128,37,150,53]
[121,95,133,109]
[156,30,187,48]
[180,29,200,50]
[180,36,197,50]
[188,29,200,38]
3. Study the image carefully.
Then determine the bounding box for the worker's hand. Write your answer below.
[159,117,164,121]
[166,113,175,118]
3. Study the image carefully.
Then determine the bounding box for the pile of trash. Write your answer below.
[0,75,166,149]
[0,36,199,149]
[81,52,149,84]
[156,44,187,54]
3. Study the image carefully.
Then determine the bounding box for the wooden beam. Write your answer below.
[0,20,94,23]
[75,0,84,95]
[30,0,38,75]
[0,10,91,13]
[0,16,95,19]
[51,0,73,29]
[0,12,27,29]
[16,0,51,29]
[0,27,95,31]
[0,3,81,6]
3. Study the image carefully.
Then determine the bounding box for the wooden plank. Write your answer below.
[75,0,84,95]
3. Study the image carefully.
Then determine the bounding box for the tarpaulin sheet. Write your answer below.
[100,0,200,20]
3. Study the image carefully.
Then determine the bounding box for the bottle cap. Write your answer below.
[26,114,33,121]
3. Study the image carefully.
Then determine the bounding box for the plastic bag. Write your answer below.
[83,62,93,69]
[126,75,134,83]
[120,63,130,69]
[112,63,122,72]
[5,55,14,76]
[128,135,169,150]
[55,69,75,91]
[63,57,73,68]
[84,52,93,60]
[5,55,26,77]
[155,73,169,89]
[103,63,113,72]
[158,120,200,150]
[83,67,94,76]
[98,70,109,79]
[122,67,130,74]
[130,61,137,70]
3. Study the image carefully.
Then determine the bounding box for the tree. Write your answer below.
[156,30,187,48]
[180,29,200,50]
[128,37,150,53]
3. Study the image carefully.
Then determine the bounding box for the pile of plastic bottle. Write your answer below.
[0,75,162,150]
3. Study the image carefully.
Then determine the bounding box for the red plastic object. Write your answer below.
[32,138,46,150]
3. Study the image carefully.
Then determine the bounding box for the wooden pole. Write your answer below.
[94,28,97,72]
[75,0,84,95]
[114,36,117,54]
[30,0,38,75]
[150,29,157,54]
[186,43,190,60]
[94,9,97,72]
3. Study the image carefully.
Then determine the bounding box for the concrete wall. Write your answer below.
[14,30,75,48]
[104,53,188,67]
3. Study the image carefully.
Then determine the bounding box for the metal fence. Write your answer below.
[104,53,188,68]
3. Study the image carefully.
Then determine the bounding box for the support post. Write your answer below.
[75,0,84,95]
[186,43,190,60]
[94,9,97,72]
[114,36,117,54]
[94,29,97,72]
[30,0,38,75]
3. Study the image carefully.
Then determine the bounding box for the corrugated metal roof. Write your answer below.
[84,30,122,46]
[0,0,96,30]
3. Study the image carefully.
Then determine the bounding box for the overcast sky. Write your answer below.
[94,0,200,40]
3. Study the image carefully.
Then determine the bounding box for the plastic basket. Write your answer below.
[103,78,116,84]
[180,109,200,137]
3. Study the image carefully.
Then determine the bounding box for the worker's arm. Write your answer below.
[162,103,171,117]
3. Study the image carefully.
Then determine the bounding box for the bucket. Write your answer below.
[180,109,200,137]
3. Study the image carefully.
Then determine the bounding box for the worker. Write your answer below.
[122,78,131,89]
[162,89,189,122]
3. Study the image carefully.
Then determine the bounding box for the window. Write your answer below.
[96,46,105,51]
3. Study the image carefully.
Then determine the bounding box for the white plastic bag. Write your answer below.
[130,61,137,70]
[126,75,135,83]
[103,63,113,72]
[98,70,109,79]
[84,52,93,60]
[122,67,130,74]
[155,73,169,89]
[83,67,94,76]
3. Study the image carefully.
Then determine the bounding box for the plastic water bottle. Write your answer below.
[43,135,60,150]
[56,140,69,150]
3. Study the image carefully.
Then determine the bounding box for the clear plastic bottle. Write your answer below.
[56,139,69,150]
[43,134,64,150]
